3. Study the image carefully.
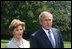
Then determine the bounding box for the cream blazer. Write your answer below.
[5,38,30,48]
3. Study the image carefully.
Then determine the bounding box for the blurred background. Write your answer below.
[1,1,71,48]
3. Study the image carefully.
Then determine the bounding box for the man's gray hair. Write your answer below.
[39,11,53,21]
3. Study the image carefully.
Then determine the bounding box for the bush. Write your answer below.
[1,1,71,41]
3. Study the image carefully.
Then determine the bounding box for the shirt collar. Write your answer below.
[42,27,52,33]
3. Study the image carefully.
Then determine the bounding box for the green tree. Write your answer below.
[1,1,71,41]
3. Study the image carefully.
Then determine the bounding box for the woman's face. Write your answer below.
[13,25,24,39]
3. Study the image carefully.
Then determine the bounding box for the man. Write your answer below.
[30,11,64,48]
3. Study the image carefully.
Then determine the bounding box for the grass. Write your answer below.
[1,40,71,48]
[1,40,10,48]
[64,41,71,48]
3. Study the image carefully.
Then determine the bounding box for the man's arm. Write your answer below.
[58,30,64,48]
[30,35,39,48]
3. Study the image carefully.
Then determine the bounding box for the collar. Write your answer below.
[11,37,24,48]
[42,27,52,33]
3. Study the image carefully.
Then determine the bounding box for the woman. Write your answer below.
[5,19,30,48]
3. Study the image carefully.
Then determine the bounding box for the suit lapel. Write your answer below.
[40,28,53,48]
[51,28,58,48]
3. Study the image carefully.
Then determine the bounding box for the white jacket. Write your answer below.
[5,38,30,48]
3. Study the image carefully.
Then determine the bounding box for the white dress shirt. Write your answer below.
[42,27,56,48]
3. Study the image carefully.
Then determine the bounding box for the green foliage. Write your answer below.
[1,1,71,41]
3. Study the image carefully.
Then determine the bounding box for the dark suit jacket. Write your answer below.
[30,28,64,48]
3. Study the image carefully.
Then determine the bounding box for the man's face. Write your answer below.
[40,14,52,30]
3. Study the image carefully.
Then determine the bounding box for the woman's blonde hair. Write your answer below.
[9,19,25,36]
